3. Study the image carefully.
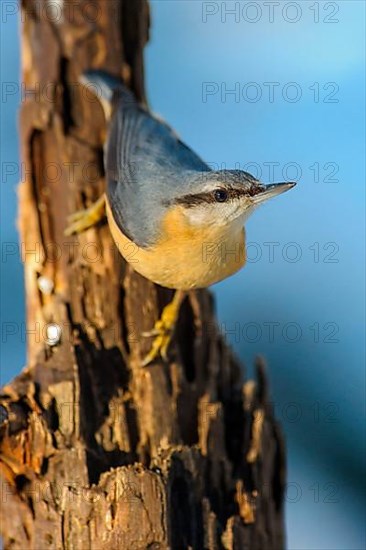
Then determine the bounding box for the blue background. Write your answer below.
[1,1,365,548]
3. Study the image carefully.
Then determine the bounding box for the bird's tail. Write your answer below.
[79,70,136,121]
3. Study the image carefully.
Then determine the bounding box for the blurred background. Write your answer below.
[1,1,365,548]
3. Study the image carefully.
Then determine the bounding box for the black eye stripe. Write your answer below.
[170,185,264,208]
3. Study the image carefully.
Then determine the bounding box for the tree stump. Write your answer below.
[0,1,286,548]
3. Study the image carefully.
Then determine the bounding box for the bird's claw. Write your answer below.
[64,195,106,236]
[141,296,182,366]
[141,330,172,367]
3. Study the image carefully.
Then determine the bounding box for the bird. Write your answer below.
[65,71,296,365]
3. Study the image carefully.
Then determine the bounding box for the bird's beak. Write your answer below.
[252,181,296,204]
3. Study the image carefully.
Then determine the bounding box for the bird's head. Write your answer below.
[166,170,296,231]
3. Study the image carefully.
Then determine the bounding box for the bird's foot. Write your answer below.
[142,290,185,366]
[64,194,106,236]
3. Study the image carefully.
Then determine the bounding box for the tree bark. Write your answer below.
[0,1,286,548]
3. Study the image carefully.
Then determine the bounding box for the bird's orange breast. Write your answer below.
[106,199,246,289]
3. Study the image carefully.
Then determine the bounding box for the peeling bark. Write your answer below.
[0,1,286,548]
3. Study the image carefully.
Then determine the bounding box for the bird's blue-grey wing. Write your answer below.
[105,99,210,247]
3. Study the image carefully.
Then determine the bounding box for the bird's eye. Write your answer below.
[214,189,228,203]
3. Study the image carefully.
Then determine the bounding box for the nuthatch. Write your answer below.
[66,71,296,365]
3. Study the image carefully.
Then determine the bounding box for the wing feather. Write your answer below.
[105,98,210,246]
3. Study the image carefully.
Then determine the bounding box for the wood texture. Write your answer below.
[0,1,286,548]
